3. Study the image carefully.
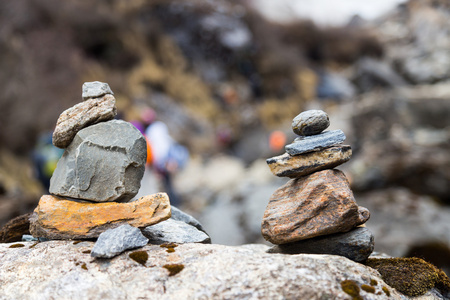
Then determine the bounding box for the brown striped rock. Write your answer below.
[261,169,369,244]
[266,145,352,178]
[30,193,171,240]
[52,94,117,148]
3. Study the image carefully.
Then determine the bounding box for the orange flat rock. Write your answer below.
[30,193,171,239]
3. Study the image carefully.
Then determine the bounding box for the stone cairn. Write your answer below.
[262,110,374,262]
[29,81,209,258]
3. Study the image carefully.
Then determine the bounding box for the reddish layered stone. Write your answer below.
[261,169,369,244]
[30,193,171,240]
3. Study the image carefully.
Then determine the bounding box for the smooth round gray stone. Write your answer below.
[292,110,330,136]
[82,81,114,100]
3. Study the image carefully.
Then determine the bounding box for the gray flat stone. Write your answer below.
[142,219,211,244]
[171,206,207,233]
[292,110,329,136]
[267,227,374,262]
[285,130,346,156]
[82,81,114,100]
[50,120,147,202]
[267,145,352,178]
[91,224,148,258]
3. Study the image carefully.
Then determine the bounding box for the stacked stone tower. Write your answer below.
[262,110,374,262]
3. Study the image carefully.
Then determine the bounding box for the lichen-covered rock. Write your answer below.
[91,224,149,258]
[285,129,346,156]
[50,119,146,202]
[266,145,352,178]
[142,219,211,244]
[0,241,415,300]
[29,194,171,240]
[82,81,114,100]
[292,109,330,136]
[268,227,374,262]
[52,94,117,148]
[261,169,370,244]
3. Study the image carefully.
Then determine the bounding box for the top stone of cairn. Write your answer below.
[82,81,114,100]
[292,110,329,136]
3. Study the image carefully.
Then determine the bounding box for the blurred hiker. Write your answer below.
[145,117,188,207]
[32,132,64,191]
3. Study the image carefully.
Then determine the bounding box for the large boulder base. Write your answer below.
[0,241,419,300]
[50,119,147,202]
[261,169,370,244]
[30,194,171,240]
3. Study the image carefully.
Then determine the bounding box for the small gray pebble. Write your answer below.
[292,110,329,136]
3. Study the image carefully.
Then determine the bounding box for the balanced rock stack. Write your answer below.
[262,110,374,262]
[30,82,171,240]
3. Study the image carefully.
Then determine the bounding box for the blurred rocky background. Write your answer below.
[0,0,449,274]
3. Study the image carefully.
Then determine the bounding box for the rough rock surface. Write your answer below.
[142,219,211,244]
[170,206,207,233]
[30,194,171,239]
[285,129,346,156]
[292,109,330,136]
[262,169,370,244]
[0,213,31,243]
[82,81,114,100]
[91,224,149,258]
[0,241,416,300]
[267,145,352,178]
[50,120,147,202]
[52,94,117,148]
[268,227,374,262]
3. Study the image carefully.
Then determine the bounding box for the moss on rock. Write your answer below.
[129,250,148,266]
[365,257,450,297]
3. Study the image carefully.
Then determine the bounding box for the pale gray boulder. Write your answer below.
[82,81,114,100]
[0,241,416,299]
[50,119,147,202]
[91,224,148,258]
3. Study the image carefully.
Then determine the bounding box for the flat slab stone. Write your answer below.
[52,95,117,148]
[50,120,146,202]
[292,110,330,136]
[267,145,352,178]
[285,130,346,156]
[171,206,207,233]
[91,224,149,258]
[261,169,370,244]
[82,81,114,100]
[267,227,374,262]
[142,219,211,244]
[29,193,171,240]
